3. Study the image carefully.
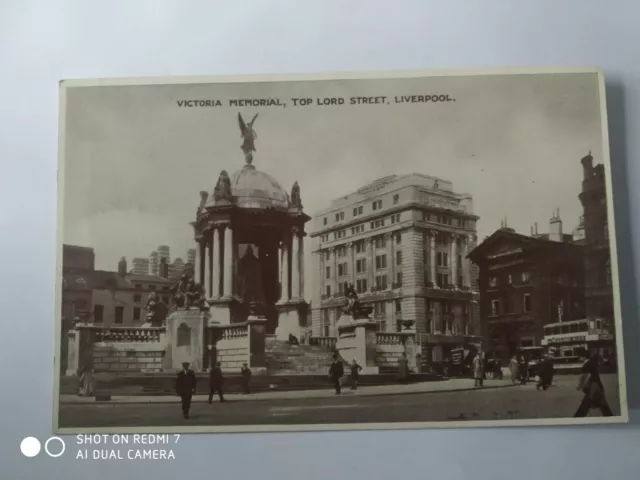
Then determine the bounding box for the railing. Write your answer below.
[310,336,337,349]
[219,324,248,341]
[89,326,166,343]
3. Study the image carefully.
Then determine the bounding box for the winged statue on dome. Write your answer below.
[238,112,259,164]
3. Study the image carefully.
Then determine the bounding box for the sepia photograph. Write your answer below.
[54,68,628,433]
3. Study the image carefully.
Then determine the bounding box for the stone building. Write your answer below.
[310,173,481,363]
[468,219,585,360]
[579,152,614,322]
[131,257,150,275]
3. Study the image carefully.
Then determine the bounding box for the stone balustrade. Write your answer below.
[93,326,166,343]
[219,324,248,341]
[309,336,337,349]
[376,332,403,345]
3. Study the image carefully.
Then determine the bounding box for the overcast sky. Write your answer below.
[62,72,603,286]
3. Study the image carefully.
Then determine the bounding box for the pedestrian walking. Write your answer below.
[398,352,409,383]
[473,351,484,387]
[208,361,226,403]
[78,366,95,397]
[329,354,344,395]
[175,362,197,419]
[518,355,529,384]
[241,362,252,394]
[509,355,520,384]
[350,358,362,390]
[574,349,614,417]
[536,354,554,391]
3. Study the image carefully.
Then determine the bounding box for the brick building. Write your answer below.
[468,221,585,360]
[579,152,614,321]
[310,173,481,363]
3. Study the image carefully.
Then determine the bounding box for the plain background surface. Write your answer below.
[1,0,639,478]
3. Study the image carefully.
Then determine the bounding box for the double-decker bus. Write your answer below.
[541,318,616,373]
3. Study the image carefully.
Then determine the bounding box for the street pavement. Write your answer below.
[58,374,622,428]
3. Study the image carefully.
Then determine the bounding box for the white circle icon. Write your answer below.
[44,437,66,458]
[20,437,41,457]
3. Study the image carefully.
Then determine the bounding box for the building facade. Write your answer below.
[132,257,150,275]
[468,224,585,360]
[310,173,481,362]
[579,153,614,321]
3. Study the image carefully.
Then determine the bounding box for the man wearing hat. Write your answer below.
[175,362,197,419]
[241,362,252,394]
[208,361,226,403]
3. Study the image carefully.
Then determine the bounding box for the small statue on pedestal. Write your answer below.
[144,291,166,327]
[342,284,373,319]
[290,181,302,208]
[213,170,232,203]
[187,281,207,311]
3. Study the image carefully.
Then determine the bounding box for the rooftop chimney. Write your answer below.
[118,256,127,276]
[549,208,563,242]
[581,151,594,180]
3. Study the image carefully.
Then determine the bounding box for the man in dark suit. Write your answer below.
[208,361,226,403]
[329,354,344,395]
[175,362,197,419]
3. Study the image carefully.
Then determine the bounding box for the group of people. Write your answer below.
[175,360,252,419]
[328,352,411,395]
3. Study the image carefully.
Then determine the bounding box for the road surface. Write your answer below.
[58,374,622,428]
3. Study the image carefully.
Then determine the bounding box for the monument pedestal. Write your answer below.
[336,317,379,375]
[207,298,235,326]
[163,308,208,371]
[275,301,305,341]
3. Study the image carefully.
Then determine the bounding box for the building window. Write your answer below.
[94,304,104,323]
[396,251,403,266]
[355,240,366,254]
[133,294,142,303]
[351,224,365,235]
[395,232,402,244]
[436,273,449,288]
[390,214,401,224]
[356,258,367,273]
[489,277,497,288]
[115,306,124,324]
[374,301,387,315]
[134,284,142,289]
[436,252,449,267]
[375,275,388,289]
[395,299,402,313]
[356,279,367,293]
[335,212,344,222]
[352,206,363,217]
[370,219,385,229]
[523,294,531,312]
[521,271,530,283]
[375,254,387,270]
[393,194,399,204]
[491,299,500,316]
[372,200,382,211]
[321,234,329,242]
[336,246,346,257]
[338,263,348,277]
[326,285,331,296]
[374,235,386,249]
[396,272,403,286]
[323,217,328,226]
[133,307,141,321]
[148,285,156,291]
[326,266,331,279]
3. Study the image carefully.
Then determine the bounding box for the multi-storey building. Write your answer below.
[149,251,159,276]
[469,215,586,360]
[157,245,170,262]
[132,257,150,275]
[186,248,196,267]
[579,153,614,321]
[310,173,480,363]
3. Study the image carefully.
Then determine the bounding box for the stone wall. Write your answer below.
[216,324,249,372]
[93,343,165,373]
[375,333,406,368]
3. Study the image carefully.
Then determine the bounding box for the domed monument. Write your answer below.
[191,113,310,344]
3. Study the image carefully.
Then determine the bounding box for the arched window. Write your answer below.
[176,323,191,347]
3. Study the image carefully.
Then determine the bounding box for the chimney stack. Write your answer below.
[549,208,563,242]
[118,256,127,276]
[159,257,169,279]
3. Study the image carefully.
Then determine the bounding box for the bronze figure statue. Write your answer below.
[342,284,373,319]
[291,181,302,208]
[238,112,259,164]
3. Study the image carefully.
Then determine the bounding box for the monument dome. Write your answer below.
[229,164,290,211]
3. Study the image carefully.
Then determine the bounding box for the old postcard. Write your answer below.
[54,68,629,434]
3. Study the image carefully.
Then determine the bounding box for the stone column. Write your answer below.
[367,238,374,291]
[332,245,338,294]
[212,228,221,299]
[429,231,437,287]
[348,242,355,287]
[291,230,301,300]
[194,237,202,285]
[280,239,290,302]
[386,233,393,289]
[299,233,305,299]
[451,235,459,289]
[222,225,233,299]
[203,234,212,297]
[462,235,471,290]
[319,249,325,297]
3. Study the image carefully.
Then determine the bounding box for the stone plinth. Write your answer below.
[247,316,268,372]
[275,301,305,341]
[164,309,208,372]
[336,316,379,374]
[208,299,232,326]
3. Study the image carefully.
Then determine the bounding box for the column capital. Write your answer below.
[291,226,305,237]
